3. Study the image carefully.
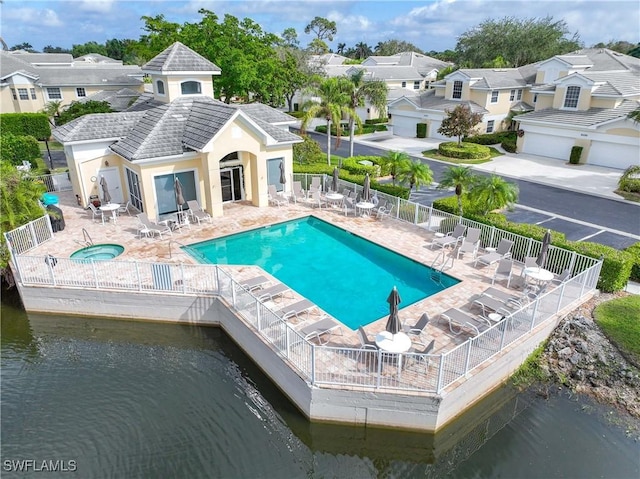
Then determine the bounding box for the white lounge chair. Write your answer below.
[431,224,467,250]
[239,275,270,291]
[268,184,288,207]
[256,283,290,301]
[492,258,514,287]
[291,181,307,203]
[441,308,491,336]
[136,213,172,239]
[475,238,514,267]
[456,227,482,260]
[402,312,430,337]
[297,316,343,345]
[88,203,105,224]
[186,200,212,224]
[276,299,318,320]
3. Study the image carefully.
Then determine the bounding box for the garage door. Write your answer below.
[391,115,419,137]
[588,141,639,170]
[522,132,574,161]
[428,120,450,140]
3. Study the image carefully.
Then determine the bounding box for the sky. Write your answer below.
[2,0,639,53]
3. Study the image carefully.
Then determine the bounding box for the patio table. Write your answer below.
[325,193,344,208]
[99,203,120,224]
[375,331,412,375]
[356,201,375,216]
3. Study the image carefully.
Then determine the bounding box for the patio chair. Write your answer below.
[475,238,514,267]
[343,196,356,216]
[268,185,288,207]
[404,339,436,371]
[310,176,322,191]
[276,299,318,320]
[136,213,172,239]
[551,268,572,286]
[117,200,134,216]
[441,308,491,337]
[256,283,291,302]
[291,181,307,204]
[310,189,327,209]
[88,203,105,224]
[492,258,514,287]
[357,326,378,350]
[239,275,270,291]
[472,294,513,319]
[456,227,482,260]
[403,312,430,337]
[297,316,343,345]
[376,203,394,220]
[431,224,467,250]
[186,200,212,224]
[356,326,379,370]
[481,286,527,308]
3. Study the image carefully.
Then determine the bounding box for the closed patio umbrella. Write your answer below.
[536,229,552,268]
[174,177,185,210]
[332,167,339,192]
[363,173,371,202]
[279,160,286,186]
[385,286,402,335]
[100,176,111,204]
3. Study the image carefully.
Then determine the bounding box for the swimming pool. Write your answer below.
[186,217,459,329]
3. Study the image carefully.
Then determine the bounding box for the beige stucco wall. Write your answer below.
[552,85,591,111]
[604,127,640,138]
[443,79,471,101]
[152,74,215,103]
[590,97,619,109]
[534,93,554,111]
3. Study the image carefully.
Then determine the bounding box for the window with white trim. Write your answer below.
[490,91,499,103]
[46,87,62,100]
[452,80,462,99]
[181,81,201,95]
[413,81,420,90]
[509,89,515,101]
[401,81,407,88]
[156,80,165,95]
[517,89,522,101]
[486,120,495,133]
[30,88,37,99]
[11,88,17,100]
[563,86,580,108]
[18,88,29,100]
[76,87,86,97]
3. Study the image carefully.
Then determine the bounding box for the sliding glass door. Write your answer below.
[154,170,197,215]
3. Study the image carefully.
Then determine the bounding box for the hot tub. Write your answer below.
[70,244,124,261]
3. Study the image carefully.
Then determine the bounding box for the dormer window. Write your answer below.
[563,86,580,108]
[490,91,499,103]
[181,81,202,95]
[156,80,165,95]
[452,80,462,99]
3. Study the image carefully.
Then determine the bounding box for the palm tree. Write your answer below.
[300,77,354,165]
[467,175,519,215]
[628,108,640,123]
[384,151,410,186]
[345,70,388,157]
[336,42,346,55]
[41,100,63,126]
[397,160,434,193]
[437,166,477,215]
[354,42,372,59]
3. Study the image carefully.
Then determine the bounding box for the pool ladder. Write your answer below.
[81,228,93,246]
[431,249,454,281]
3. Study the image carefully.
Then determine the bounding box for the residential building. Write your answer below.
[388,48,640,169]
[0,50,144,114]
[53,42,301,222]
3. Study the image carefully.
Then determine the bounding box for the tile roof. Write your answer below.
[395,89,489,114]
[36,65,143,87]
[0,51,38,79]
[249,117,301,143]
[125,93,165,112]
[52,112,145,143]
[9,52,73,65]
[458,68,530,89]
[182,99,237,150]
[354,66,424,81]
[74,54,121,64]
[563,48,640,72]
[237,103,297,124]
[142,42,221,73]
[517,99,639,127]
[583,71,640,96]
[79,88,142,111]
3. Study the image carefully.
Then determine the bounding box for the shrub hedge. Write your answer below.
[341,157,379,177]
[439,141,491,159]
[0,113,51,140]
[570,146,583,164]
[501,136,517,153]
[0,132,41,168]
[623,242,640,282]
[433,195,632,292]
[465,131,515,145]
[315,124,387,135]
[365,118,388,125]
[416,123,427,138]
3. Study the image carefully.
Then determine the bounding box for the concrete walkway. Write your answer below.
[355,136,633,203]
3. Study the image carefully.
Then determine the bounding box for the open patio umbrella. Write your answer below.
[536,229,552,268]
[332,167,339,192]
[385,286,402,335]
[174,177,186,211]
[100,176,111,204]
[279,160,286,186]
[363,173,371,202]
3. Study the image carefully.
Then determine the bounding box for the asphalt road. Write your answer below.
[304,131,640,250]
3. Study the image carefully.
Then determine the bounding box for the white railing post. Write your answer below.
[136,262,142,291]
[231,282,236,308]
[46,256,56,286]
[436,354,445,393]
[464,340,472,375]
[499,320,507,350]
[310,346,316,386]
[285,327,291,359]
[414,203,419,225]
[556,283,566,313]
[92,260,99,289]
[28,222,38,250]
[376,351,382,389]
[427,205,433,230]
[489,226,496,248]
[529,299,539,331]
[256,299,262,331]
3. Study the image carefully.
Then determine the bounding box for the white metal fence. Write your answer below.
[8,180,602,395]
[29,172,73,192]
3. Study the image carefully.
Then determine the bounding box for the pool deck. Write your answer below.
[31,191,545,357]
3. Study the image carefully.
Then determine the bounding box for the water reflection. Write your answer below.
[1,300,638,478]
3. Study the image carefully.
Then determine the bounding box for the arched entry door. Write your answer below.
[220,152,244,202]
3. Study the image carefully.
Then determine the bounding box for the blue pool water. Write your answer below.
[186,217,459,329]
[70,244,124,260]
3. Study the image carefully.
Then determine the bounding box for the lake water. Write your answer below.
[2,297,638,478]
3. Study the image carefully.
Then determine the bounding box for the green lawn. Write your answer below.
[421,147,502,164]
[594,295,640,367]
[39,140,64,152]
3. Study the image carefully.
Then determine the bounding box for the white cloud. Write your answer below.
[326,10,373,34]
[78,0,115,13]
[3,7,63,27]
